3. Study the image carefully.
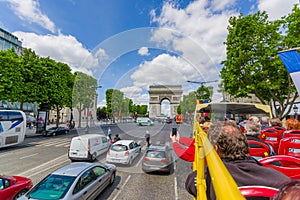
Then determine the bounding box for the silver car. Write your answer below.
[106,140,141,165]
[142,144,174,174]
[18,162,116,200]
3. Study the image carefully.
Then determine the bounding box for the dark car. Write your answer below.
[43,126,69,136]
[142,144,174,174]
[166,118,172,124]
[0,174,33,200]
[19,162,116,200]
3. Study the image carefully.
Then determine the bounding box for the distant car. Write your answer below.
[43,126,69,136]
[142,144,174,174]
[166,118,172,124]
[106,140,141,165]
[136,117,154,126]
[0,174,33,200]
[18,162,116,200]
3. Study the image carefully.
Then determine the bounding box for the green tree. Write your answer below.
[18,49,48,109]
[283,5,300,48]
[106,89,124,123]
[0,49,22,103]
[221,11,298,119]
[179,91,197,115]
[196,85,212,102]
[40,58,74,127]
[72,72,97,127]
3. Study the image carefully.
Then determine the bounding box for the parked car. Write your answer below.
[142,144,174,174]
[18,162,116,200]
[68,134,110,162]
[106,140,141,165]
[43,126,69,136]
[0,174,33,200]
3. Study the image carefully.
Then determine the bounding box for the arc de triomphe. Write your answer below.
[148,85,183,118]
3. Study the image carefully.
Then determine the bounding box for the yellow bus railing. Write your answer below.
[193,110,245,199]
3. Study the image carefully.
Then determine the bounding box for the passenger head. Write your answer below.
[261,116,270,126]
[270,118,282,127]
[207,121,249,160]
[244,116,261,136]
[273,180,300,200]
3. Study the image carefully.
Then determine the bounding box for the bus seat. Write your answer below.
[248,140,271,159]
[282,129,300,138]
[239,185,278,198]
[259,155,300,179]
[278,137,300,158]
[260,128,283,154]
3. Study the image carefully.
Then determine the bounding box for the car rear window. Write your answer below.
[111,144,128,151]
[145,150,166,158]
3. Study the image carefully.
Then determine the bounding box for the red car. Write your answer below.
[0,175,33,200]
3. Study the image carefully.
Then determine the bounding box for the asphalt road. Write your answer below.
[0,121,194,200]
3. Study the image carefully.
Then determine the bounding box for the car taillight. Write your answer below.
[143,157,149,161]
[161,158,169,163]
[125,151,129,156]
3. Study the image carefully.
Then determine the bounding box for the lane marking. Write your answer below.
[20,153,39,159]
[174,177,178,200]
[112,175,131,200]
[17,154,68,177]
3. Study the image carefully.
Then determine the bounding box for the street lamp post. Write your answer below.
[293,105,298,120]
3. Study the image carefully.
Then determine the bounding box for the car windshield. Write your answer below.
[48,127,57,131]
[145,150,166,158]
[26,174,76,199]
[111,144,128,151]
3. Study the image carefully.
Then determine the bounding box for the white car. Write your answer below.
[106,140,141,165]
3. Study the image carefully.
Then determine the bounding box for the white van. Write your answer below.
[68,134,110,162]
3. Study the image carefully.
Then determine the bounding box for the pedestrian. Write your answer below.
[145,130,151,147]
[185,121,290,199]
[107,127,112,140]
[114,134,121,142]
[244,116,275,156]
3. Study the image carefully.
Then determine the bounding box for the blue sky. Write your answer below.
[0,0,299,115]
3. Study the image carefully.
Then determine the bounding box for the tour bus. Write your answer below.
[195,102,272,122]
[0,110,27,148]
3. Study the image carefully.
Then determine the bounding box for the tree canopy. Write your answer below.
[220,7,300,119]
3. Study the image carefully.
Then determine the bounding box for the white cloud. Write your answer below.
[14,31,98,74]
[138,47,150,56]
[150,1,238,80]
[257,0,299,21]
[130,53,200,89]
[5,0,56,33]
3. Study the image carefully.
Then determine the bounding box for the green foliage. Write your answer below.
[179,91,197,114]
[283,5,300,48]
[0,49,22,102]
[221,10,299,119]
[196,85,212,101]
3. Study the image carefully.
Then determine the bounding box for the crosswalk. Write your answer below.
[27,137,72,147]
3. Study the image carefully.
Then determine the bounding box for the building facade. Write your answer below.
[0,27,23,54]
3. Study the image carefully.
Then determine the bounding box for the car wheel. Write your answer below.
[128,158,132,166]
[14,189,28,200]
[53,132,56,136]
[90,153,97,162]
[65,130,68,134]
[109,172,115,185]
